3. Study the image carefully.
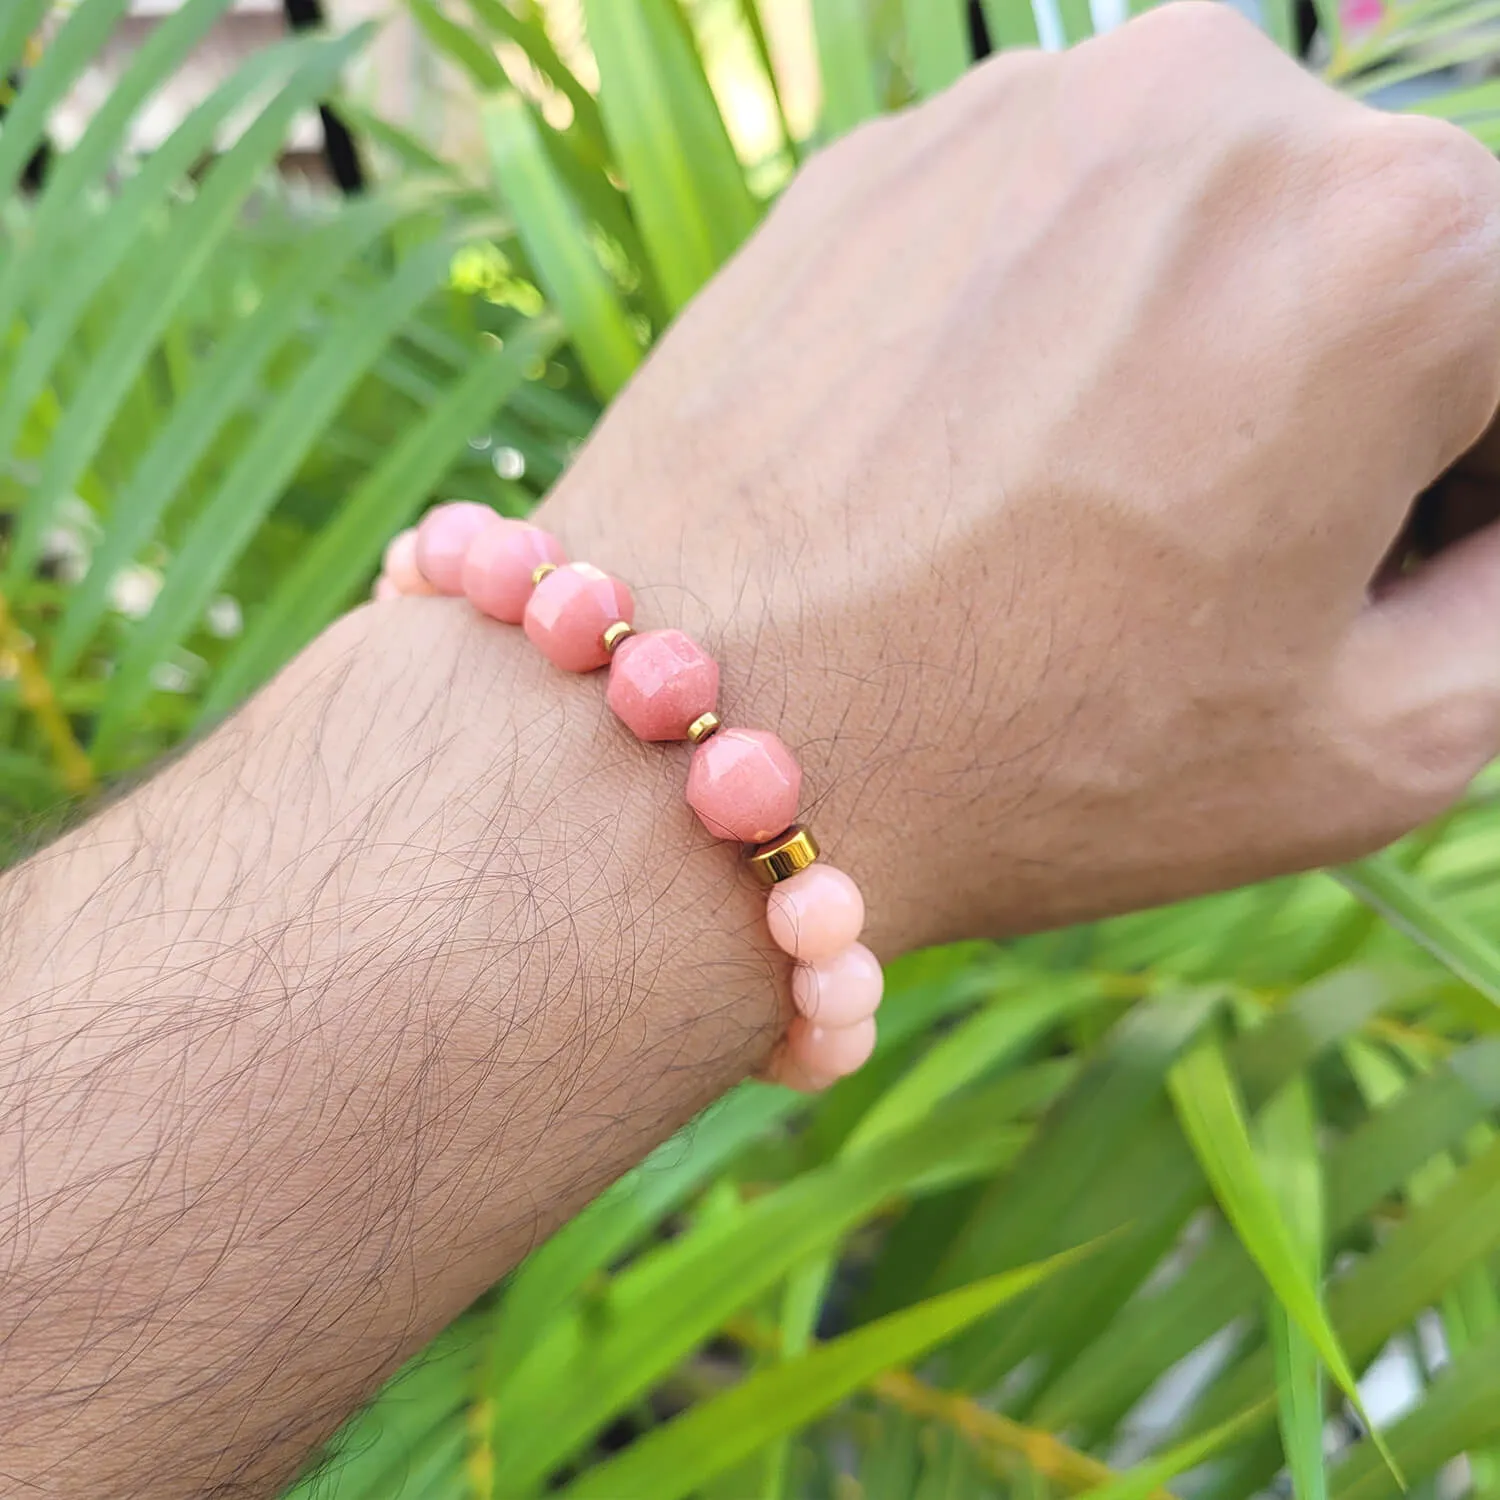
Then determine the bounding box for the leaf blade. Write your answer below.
[5,30,371,586]
[482,94,641,399]
[556,1250,1094,1500]
[1168,1030,1399,1481]
[93,234,453,757]
[580,0,760,310]
[813,0,882,139]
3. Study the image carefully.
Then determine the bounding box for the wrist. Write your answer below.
[381,494,895,1088]
[336,596,787,1088]
[533,473,962,955]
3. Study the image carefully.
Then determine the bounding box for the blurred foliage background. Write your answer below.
[11,0,1500,1497]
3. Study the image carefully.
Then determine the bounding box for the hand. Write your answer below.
[11,15,1500,1491]
[541,2,1500,950]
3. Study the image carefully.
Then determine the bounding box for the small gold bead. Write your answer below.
[602,621,635,654]
[749,825,821,887]
[532,562,557,585]
[686,711,722,745]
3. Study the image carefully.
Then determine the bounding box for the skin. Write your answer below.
[5,6,1500,1492]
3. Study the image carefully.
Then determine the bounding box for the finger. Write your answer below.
[1374,475,1500,593]
[1344,519,1500,821]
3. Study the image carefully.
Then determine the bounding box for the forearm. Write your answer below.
[0,600,781,1496]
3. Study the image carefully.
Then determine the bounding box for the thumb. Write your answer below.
[1343,503,1500,826]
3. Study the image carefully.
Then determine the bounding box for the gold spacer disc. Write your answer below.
[602,621,635,654]
[749,825,821,887]
[531,562,558,585]
[686,711,722,745]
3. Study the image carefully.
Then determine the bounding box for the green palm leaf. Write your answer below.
[92,233,454,759]
[199,314,564,720]
[5,30,371,586]
[557,1249,1095,1500]
[580,0,760,310]
[1167,1028,1401,1482]
[482,94,641,398]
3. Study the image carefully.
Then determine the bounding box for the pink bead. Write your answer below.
[415,502,499,595]
[462,520,567,624]
[372,576,401,602]
[524,563,634,672]
[766,865,865,961]
[607,629,720,741]
[787,1015,877,1079]
[685,728,801,843]
[791,943,883,1026]
[383,529,437,596]
[763,1047,835,1094]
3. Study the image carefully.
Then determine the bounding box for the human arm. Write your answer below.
[7,7,1500,1493]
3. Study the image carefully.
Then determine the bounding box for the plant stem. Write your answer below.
[724,1315,1175,1499]
[0,586,95,796]
[871,1368,1175,1499]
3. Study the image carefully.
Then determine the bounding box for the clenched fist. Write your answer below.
[542,1,1500,948]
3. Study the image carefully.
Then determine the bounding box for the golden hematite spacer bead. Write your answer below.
[749,825,821,887]
[686,711,722,745]
[531,562,558,585]
[601,620,635,654]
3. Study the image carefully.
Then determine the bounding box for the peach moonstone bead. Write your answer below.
[524,563,634,672]
[791,942,883,1026]
[382,529,436,596]
[766,865,865,961]
[462,520,567,624]
[765,1048,836,1094]
[607,629,719,741]
[685,728,801,843]
[416,501,499,594]
[787,1015,877,1080]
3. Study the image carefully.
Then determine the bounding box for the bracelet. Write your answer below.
[375,504,881,1093]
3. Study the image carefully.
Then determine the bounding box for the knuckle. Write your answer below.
[782,113,900,208]
[1363,114,1500,248]
[1110,0,1266,69]
[911,49,1055,154]
[777,133,864,217]
[1072,2,1299,150]
[946,45,1052,104]
[1125,0,1257,48]
[1338,114,1500,435]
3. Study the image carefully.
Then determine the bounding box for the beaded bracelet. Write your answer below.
[375,503,881,1093]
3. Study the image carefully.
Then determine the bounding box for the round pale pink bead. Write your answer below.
[787,1015,877,1080]
[524,563,634,672]
[372,576,401,602]
[766,865,865,961]
[462,520,567,624]
[607,629,719,741]
[383,529,437,596]
[763,1047,835,1094]
[791,942,883,1026]
[685,729,801,843]
[415,502,499,595]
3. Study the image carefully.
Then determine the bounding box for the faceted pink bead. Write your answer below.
[787,1015,877,1079]
[685,728,801,843]
[462,520,567,624]
[607,629,719,742]
[416,502,499,595]
[791,942,883,1026]
[383,529,437,596]
[766,865,865,961]
[524,563,634,672]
